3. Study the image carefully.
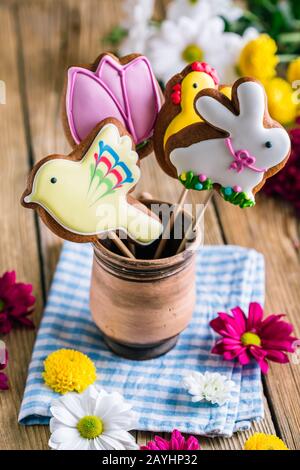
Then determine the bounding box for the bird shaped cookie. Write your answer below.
[22,119,163,244]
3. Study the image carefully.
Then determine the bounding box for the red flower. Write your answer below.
[0,342,9,390]
[140,429,200,451]
[210,302,298,374]
[263,121,300,217]
[0,271,35,334]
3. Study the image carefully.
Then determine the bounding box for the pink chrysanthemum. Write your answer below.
[0,271,35,334]
[140,429,200,451]
[0,343,9,390]
[210,302,298,374]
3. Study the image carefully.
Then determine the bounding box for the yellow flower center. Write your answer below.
[77,415,103,439]
[0,299,5,312]
[182,44,204,64]
[241,332,261,347]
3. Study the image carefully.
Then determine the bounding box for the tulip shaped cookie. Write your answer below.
[22,119,163,244]
[159,77,291,208]
[63,53,163,158]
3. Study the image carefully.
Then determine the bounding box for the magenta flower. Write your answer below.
[140,429,200,451]
[210,302,298,374]
[0,342,9,390]
[0,271,35,334]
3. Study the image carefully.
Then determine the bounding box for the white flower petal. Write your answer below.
[53,393,85,420]
[49,385,137,451]
[183,370,236,406]
[50,403,78,427]
[103,430,139,450]
[50,426,79,444]
[56,437,90,450]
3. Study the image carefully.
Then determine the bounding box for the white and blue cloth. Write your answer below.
[19,242,264,436]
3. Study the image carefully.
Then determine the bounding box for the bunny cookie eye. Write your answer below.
[50,177,57,184]
[265,141,272,149]
[193,83,198,89]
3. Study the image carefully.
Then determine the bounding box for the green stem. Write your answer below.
[278,54,298,63]
[278,32,300,44]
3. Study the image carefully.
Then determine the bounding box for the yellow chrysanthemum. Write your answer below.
[244,433,289,450]
[264,77,297,125]
[238,34,279,81]
[43,349,97,394]
[287,57,300,85]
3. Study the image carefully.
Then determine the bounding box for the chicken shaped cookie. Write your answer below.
[160,77,291,208]
[22,119,163,244]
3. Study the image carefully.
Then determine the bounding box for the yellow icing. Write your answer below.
[220,86,232,99]
[25,124,163,244]
[164,71,216,147]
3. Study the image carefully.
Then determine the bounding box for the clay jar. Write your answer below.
[89,200,197,360]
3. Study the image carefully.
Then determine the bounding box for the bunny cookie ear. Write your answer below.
[195,92,236,134]
[235,79,266,122]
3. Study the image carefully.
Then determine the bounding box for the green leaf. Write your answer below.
[103,26,128,46]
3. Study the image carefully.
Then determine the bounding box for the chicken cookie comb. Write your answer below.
[63,52,163,159]
[167,78,291,208]
[22,118,163,247]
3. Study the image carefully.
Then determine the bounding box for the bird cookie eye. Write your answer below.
[193,83,198,89]
[50,177,57,184]
[265,141,272,149]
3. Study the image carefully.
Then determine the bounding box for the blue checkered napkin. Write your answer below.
[19,242,264,436]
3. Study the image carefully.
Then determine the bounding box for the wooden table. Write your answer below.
[0,0,299,451]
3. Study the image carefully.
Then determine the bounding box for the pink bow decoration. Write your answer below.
[226,138,266,174]
[66,55,162,146]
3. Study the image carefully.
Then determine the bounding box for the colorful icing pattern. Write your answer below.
[66,54,162,147]
[170,79,291,207]
[164,62,219,147]
[23,123,163,244]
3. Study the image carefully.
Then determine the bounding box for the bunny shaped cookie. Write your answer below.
[169,78,291,207]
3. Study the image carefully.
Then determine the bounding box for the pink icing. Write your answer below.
[225,137,266,174]
[66,55,162,145]
[198,173,207,182]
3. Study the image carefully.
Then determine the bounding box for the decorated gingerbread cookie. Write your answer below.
[63,53,163,158]
[22,119,163,244]
[155,74,291,208]
[154,61,222,172]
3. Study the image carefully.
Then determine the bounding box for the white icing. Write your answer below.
[170,81,291,198]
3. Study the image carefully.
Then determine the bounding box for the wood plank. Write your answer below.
[215,194,300,449]
[16,0,276,449]
[0,3,48,450]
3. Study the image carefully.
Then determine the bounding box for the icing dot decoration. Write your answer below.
[233,185,242,193]
[171,83,182,105]
[221,186,255,208]
[224,187,233,196]
[179,171,213,191]
[198,174,207,182]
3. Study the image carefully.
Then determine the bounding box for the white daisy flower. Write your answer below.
[119,0,154,55]
[49,385,139,450]
[146,15,257,83]
[167,0,244,23]
[183,371,236,406]
[121,0,154,29]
